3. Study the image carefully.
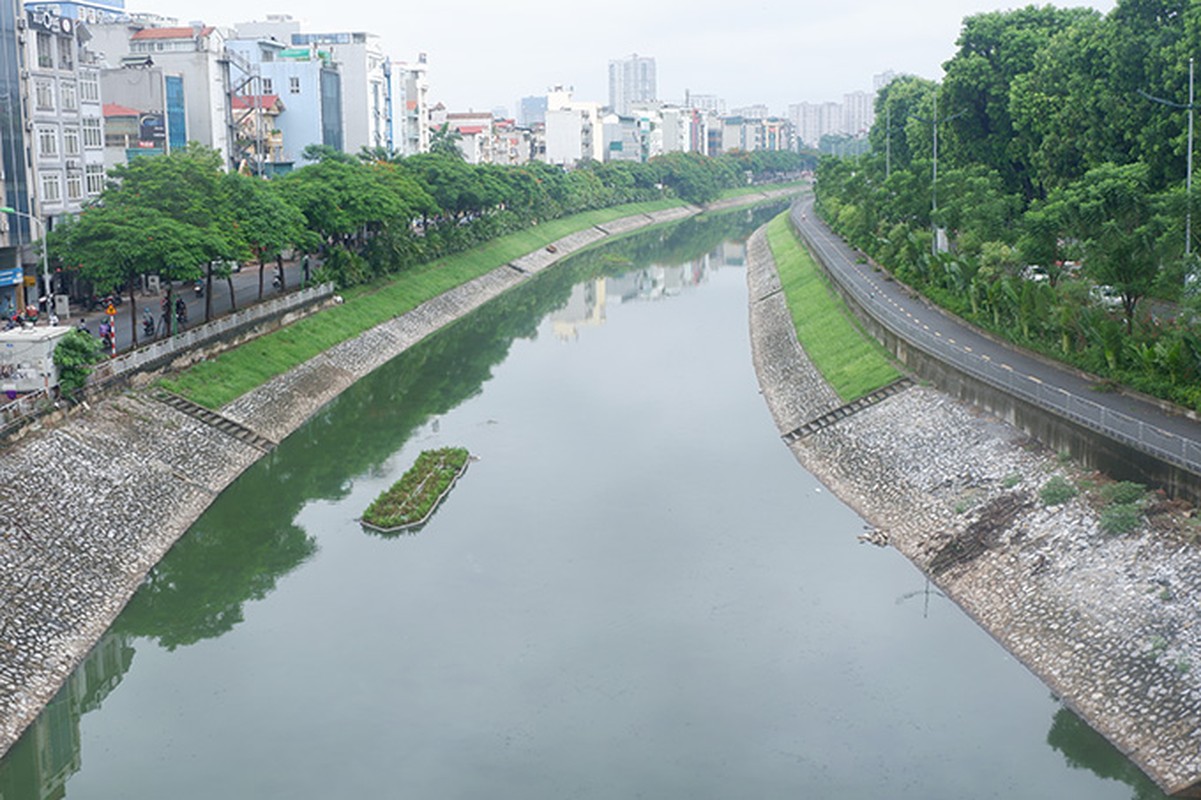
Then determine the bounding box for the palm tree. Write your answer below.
[429,123,465,160]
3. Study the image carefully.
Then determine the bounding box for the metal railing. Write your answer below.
[792,206,1201,477]
[0,387,53,435]
[85,282,335,388]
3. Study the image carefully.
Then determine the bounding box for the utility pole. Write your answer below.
[1139,57,1195,256]
[909,93,965,258]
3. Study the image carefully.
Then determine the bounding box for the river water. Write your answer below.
[0,208,1167,799]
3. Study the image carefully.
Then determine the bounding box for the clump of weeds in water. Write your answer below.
[1040,475,1078,506]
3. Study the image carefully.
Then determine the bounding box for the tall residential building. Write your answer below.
[392,53,427,156]
[0,0,30,312]
[789,101,841,149]
[233,17,385,156]
[683,91,725,116]
[89,20,233,164]
[518,94,546,127]
[873,69,897,92]
[608,53,655,116]
[291,30,387,154]
[842,90,874,137]
[543,87,601,166]
[19,5,106,299]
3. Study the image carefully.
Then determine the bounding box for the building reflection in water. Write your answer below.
[0,632,133,799]
[550,240,747,342]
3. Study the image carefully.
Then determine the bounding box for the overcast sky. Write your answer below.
[134,0,1118,117]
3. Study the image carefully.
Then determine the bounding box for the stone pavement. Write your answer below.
[745,225,1201,797]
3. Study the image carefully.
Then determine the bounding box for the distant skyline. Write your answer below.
[131,0,1119,116]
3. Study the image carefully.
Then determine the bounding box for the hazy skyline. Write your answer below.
[131,0,1118,116]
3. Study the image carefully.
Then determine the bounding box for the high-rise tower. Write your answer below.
[608,54,655,116]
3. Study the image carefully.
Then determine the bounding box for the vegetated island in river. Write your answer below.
[360,447,472,534]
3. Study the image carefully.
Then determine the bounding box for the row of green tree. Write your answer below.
[815,0,1201,411]
[48,143,808,347]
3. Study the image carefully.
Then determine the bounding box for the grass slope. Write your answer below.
[765,212,901,402]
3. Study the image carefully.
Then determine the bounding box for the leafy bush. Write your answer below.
[53,329,101,396]
[1098,481,1146,505]
[1040,475,1078,506]
[1100,502,1142,536]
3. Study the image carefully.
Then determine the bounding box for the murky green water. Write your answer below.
[0,208,1166,799]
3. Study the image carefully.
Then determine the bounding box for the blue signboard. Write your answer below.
[0,268,22,287]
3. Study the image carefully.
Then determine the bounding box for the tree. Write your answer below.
[429,123,465,160]
[49,205,209,345]
[1047,162,1166,331]
[53,329,99,396]
[224,173,314,301]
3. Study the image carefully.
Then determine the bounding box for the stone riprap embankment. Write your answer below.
[745,226,1201,797]
[0,191,797,760]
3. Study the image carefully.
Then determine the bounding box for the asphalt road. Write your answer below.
[67,258,314,354]
[791,197,1201,469]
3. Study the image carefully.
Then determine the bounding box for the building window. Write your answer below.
[40,172,61,203]
[63,127,80,156]
[57,37,73,70]
[80,73,99,102]
[66,172,82,201]
[289,76,300,94]
[261,77,273,94]
[85,164,104,195]
[82,118,102,149]
[37,126,58,158]
[36,32,53,68]
[60,82,76,111]
[34,79,53,110]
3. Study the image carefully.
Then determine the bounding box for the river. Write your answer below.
[0,207,1166,799]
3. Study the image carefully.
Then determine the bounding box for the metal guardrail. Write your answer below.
[0,387,53,434]
[792,206,1201,477]
[85,282,335,388]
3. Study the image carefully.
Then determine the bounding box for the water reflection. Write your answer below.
[1047,707,1168,799]
[0,632,132,799]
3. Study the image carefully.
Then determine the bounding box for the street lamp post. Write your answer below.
[0,205,51,317]
[909,93,965,258]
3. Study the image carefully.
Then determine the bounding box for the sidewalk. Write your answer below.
[67,257,314,353]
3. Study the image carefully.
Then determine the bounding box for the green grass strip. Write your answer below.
[765,212,901,402]
[160,200,686,408]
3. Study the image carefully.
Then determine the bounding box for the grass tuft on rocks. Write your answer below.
[1039,475,1079,506]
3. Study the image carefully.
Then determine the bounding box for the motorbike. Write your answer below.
[194,280,205,297]
[142,310,155,338]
